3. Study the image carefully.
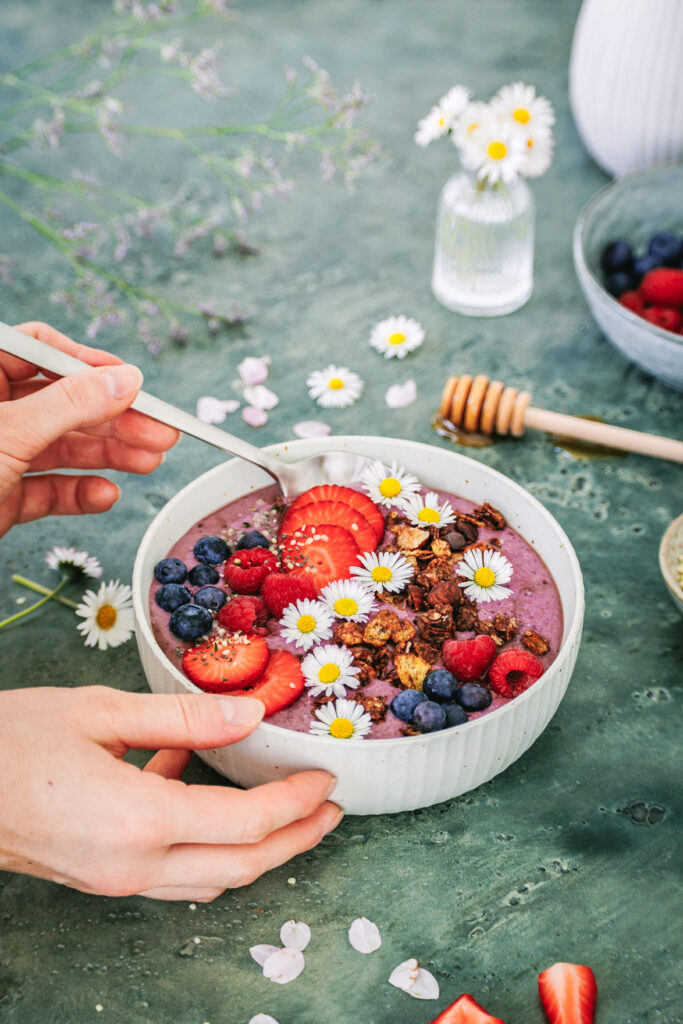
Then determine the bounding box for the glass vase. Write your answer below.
[431,171,535,316]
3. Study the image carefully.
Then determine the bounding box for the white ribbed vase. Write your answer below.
[570,0,683,177]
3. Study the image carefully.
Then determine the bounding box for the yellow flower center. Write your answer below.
[371,566,392,583]
[328,377,344,390]
[513,107,531,124]
[318,663,341,684]
[487,140,507,161]
[388,332,406,346]
[379,477,402,498]
[417,507,440,524]
[96,604,117,630]
[329,717,354,739]
[297,614,317,633]
[334,597,358,617]
[473,567,496,588]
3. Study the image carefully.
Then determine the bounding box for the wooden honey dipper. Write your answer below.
[439,374,683,464]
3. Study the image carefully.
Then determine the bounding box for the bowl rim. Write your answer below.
[658,511,683,600]
[132,435,585,748]
[572,159,683,351]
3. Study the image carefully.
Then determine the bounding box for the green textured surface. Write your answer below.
[1,1,682,1022]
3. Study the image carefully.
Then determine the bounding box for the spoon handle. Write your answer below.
[0,321,283,484]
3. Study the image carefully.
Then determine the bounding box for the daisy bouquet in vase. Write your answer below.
[416,83,555,316]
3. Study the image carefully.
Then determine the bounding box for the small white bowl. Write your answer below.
[659,512,683,616]
[132,437,584,815]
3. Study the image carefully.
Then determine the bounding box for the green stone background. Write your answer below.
[1,1,682,1022]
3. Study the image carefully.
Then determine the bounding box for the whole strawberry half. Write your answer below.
[224,547,279,594]
[488,648,544,697]
[428,993,505,1023]
[442,635,497,682]
[538,962,597,1024]
[261,572,317,619]
[182,633,269,692]
[230,649,304,716]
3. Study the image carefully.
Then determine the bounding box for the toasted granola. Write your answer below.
[494,612,519,642]
[363,609,400,647]
[415,607,454,644]
[394,652,431,691]
[522,628,550,656]
[426,579,461,610]
[471,501,507,530]
[332,620,366,647]
[353,692,388,722]
[395,524,431,552]
[455,601,480,632]
[406,584,426,611]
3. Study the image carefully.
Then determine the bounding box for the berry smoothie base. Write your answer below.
[148,483,563,740]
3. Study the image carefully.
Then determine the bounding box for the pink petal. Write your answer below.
[279,920,311,951]
[238,356,271,385]
[242,406,268,427]
[249,944,280,967]
[243,384,279,410]
[262,948,305,984]
[385,380,417,408]
[292,420,332,439]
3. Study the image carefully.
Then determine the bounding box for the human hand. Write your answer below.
[0,686,341,901]
[0,321,179,539]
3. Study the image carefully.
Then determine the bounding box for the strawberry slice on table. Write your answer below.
[230,649,304,716]
[182,633,269,692]
[279,500,377,553]
[280,522,360,592]
[428,993,505,1024]
[287,483,385,544]
[538,962,597,1024]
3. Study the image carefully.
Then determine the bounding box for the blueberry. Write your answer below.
[155,583,192,613]
[600,239,633,275]
[187,564,220,587]
[412,700,448,733]
[169,604,213,641]
[236,530,270,550]
[604,270,634,297]
[423,669,458,704]
[390,689,428,723]
[647,230,683,266]
[443,702,468,727]
[456,682,493,712]
[633,252,661,281]
[193,535,230,565]
[193,586,227,612]
[154,557,187,584]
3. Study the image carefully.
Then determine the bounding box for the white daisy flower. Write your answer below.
[350,550,414,594]
[399,490,456,529]
[460,113,526,184]
[518,122,555,178]
[452,100,493,151]
[368,315,425,360]
[491,81,555,131]
[306,365,364,408]
[457,548,513,603]
[46,546,102,580]
[75,580,134,650]
[360,460,420,508]
[280,598,334,651]
[309,698,372,740]
[414,105,449,147]
[301,644,360,698]
[320,578,376,622]
[437,84,471,128]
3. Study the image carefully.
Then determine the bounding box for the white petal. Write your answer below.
[388,958,439,999]
[292,420,332,439]
[248,1015,280,1024]
[243,384,279,410]
[249,944,280,967]
[410,969,440,1000]
[279,920,311,951]
[385,380,417,408]
[238,355,271,385]
[196,396,239,424]
[242,406,268,427]
[348,917,381,954]
[262,947,305,984]
[389,958,419,991]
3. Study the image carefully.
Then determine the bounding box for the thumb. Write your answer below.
[1,363,143,465]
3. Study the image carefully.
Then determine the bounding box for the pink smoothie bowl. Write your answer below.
[131,436,585,815]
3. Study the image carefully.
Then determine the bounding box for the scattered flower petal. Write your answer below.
[196,396,240,424]
[243,384,279,410]
[238,355,271,385]
[249,945,280,967]
[279,920,311,952]
[242,406,268,428]
[74,580,134,651]
[292,420,332,439]
[388,958,439,1000]
[348,917,382,954]
[262,947,305,985]
[385,380,417,408]
[248,1016,280,1024]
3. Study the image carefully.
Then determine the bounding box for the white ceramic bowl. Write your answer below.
[659,512,683,616]
[573,161,683,391]
[132,437,584,815]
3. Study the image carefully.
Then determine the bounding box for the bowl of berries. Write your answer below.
[573,160,683,390]
[132,436,584,815]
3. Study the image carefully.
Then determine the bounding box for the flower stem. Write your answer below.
[11,575,79,609]
[0,576,70,629]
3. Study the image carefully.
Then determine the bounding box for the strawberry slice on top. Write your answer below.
[428,993,505,1024]
[230,649,304,716]
[538,963,597,1024]
[279,499,377,553]
[280,522,360,592]
[182,633,269,692]
[287,483,385,544]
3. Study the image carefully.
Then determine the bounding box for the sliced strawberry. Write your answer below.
[288,484,385,544]
[428,993,505,1024]
[261,572,317,618]
[281,522,360,591]
[230,649,304,716]
[182,633,269,692]
[538,963,597,1024]
[280,500,377,553]
[488,648,544,697]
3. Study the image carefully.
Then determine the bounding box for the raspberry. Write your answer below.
[618,290,644,315]
[224,547,278,594]
[442,635,497,682]
[217,595,268,632]
[642,305,682,333]
[488,648,544,698]
[261,572,317,618]
[639,267,683,307]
